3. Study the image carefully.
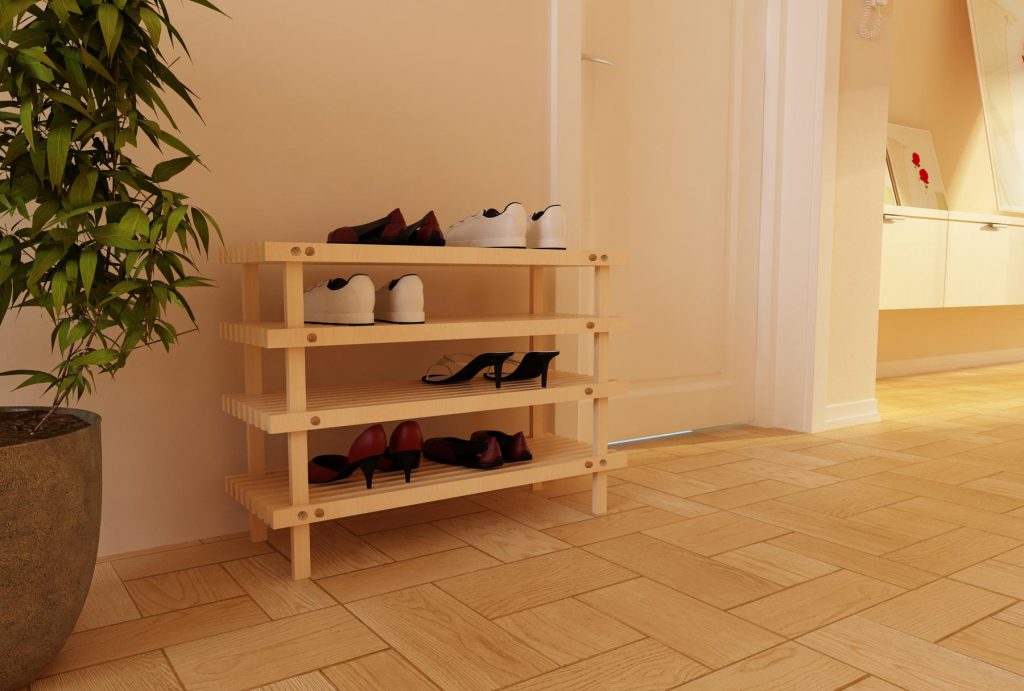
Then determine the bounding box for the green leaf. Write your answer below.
[51,269,68,312]
[97,4,121,56]
[139,7,162,46]
[165,205,187,239]
[70,348,118,367]
[19,101,33,149]
[69,169,98,210]
[152,156,193,182]
[79,249,97,296]
[46,122,72,187]
[28,246,62,285]
[118,207,150,239]
[0,0,36,24]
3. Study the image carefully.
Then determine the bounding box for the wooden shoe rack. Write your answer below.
[220,242,627,579]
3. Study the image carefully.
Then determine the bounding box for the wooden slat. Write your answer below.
[220,314,621,349]
[222,373,626,434]
[225,435,628,529]
[221,242,623,267]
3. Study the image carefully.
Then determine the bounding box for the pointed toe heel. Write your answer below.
[484,351,558,388]
[359,456,379,489]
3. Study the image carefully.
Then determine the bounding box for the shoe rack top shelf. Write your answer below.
[224,372,626,434]
[221,313,622,349]
[227,434,628,529]
[220,242,623,267]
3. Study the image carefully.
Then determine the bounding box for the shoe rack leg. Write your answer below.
[242,264,268,543]
[284,262,311,580]
[530,266,552,492]
[592,266,611,515]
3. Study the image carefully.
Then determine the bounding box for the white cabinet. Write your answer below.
[945,221,1014,307]
[879,215,948,309]
[878,207,1024,310]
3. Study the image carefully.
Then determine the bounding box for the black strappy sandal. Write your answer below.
[423,436,504,469]
[421,352,513,389]
[484,351,558,388]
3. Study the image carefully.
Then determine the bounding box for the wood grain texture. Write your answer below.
[493,598,642,665]
[431,510,571,562]
[679,642,864,690]
[124,564,244,616]
[503,639,707,691]
[542,506,686,546]
[44,597,269,676]
[321,650,437,691]
[643,511,789,556]
[731,570,904,637]
[469,488,591,529]
[800,616,1024,690]
[608,482,719,516]
[712,542,838,587]
[689,480,805,509]
[952,559,1024,599]
[586,533,781,608]
[110,537,273,581]
[885,528,1020,575]
[33,651,182,691]
[316,546,500,604]
[222,553,336,619]
[251,671,336,691]
[360,522,467,561]
[769,533,938,589]
[268,522,392,579]
[861,579,1014,642]
[579,578,784,669]
[346,584,556,691]
[73,562,141,632]
[164,607,385,691]
[437,548,635,618]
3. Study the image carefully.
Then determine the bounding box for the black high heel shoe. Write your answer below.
[484,351,558,388]
[308,424,387,489]
[421,352,513,389]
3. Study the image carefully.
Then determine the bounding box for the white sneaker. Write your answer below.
[527,204,567,249]
[446,202,527,248]
[304,274,375,325]
[375,274,425,324]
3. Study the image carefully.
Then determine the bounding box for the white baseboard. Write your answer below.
[821,398,881,431]
[877,348,1024,379]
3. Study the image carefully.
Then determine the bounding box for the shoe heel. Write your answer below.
[390,450,420,483]
[359,456,379,489]
[493,360,504,390]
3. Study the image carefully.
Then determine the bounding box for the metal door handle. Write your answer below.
[582,54,616,67]
[981,223,1008,231]
[882,214,906,224]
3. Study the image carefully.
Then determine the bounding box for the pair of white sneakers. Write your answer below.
[445,203,566,249]
[304,274,424,326]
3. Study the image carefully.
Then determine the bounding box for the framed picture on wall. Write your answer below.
[886,124,948,210]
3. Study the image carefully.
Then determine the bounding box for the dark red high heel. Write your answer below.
[308,424,387,488]
[379,420,423,483]
[423,436,503,470]
[327,209,406,244]
[407,211,445,246]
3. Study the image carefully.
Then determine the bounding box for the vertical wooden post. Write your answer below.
[242,264,268,543]
[283,262,311,580]
[530,266,550,491]
[592,265,611,514]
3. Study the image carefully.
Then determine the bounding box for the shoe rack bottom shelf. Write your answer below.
[226,434,626,530]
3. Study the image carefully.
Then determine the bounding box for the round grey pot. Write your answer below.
[0,408,101,690]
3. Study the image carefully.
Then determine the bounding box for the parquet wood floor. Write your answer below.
[34,363,1024,689]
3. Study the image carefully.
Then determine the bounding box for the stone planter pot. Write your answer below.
[0,408,101,690]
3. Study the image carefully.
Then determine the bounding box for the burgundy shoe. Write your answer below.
[307,424,387,488]
[379,421,423,483]
[327,209,406,244]
[470,430,532,462]
[423,436,503,470]
[407,211,445,246]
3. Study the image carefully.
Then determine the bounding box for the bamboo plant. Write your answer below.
[0,0,220,430]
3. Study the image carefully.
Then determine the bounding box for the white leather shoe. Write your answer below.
[446,202,527,248]
[375,274,425,324]
[304,274,375,325]
[527,204,567,249]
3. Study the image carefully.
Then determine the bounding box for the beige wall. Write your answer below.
[878,0,1024,374]
[825,0,892,410]
[0,0,554,555]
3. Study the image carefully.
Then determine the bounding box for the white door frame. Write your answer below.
[548,0,841,436]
